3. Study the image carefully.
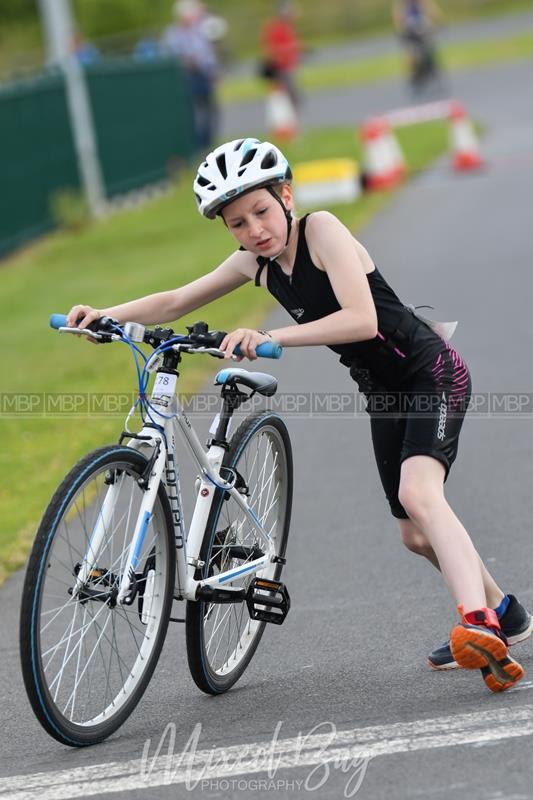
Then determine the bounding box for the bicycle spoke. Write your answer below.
[206,603,233,659]
[42,608,103,662]
[50,600,81,703]
[46,600,109,685]
[62,613,112,718]
[83,605,138,678]
[70,605,89,722]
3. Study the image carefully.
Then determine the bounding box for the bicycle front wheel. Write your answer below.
[186,411,292,694]
[20,445,175,746]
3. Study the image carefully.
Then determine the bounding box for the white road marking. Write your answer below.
[2,705,533,799]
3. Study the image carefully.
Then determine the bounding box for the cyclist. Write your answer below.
[68,138,532,690]
[392,0,442,93]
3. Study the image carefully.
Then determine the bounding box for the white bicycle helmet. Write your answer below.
[193,138,292,219]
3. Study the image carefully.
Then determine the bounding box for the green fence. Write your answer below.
[87,58,195,197]
[0,69,79,257]
[0,57,196,258]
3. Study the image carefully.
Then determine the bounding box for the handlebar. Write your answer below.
[49,314,282,359]
[50,313,74,330]
[233,342,282,359]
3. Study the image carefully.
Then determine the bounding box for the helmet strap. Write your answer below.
[266,185,292,246]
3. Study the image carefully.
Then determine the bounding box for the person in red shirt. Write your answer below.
[260,1,302,110]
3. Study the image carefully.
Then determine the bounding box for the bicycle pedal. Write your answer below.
[246,578,290,625]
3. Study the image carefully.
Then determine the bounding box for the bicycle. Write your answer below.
[20,315,293,747]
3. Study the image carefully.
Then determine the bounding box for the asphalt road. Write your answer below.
[2,31,533,800]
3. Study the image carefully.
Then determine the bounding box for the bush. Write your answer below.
[49,187,90,232]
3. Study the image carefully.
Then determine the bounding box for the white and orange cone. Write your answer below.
[449,101,483,172]
[265,85,298,142]
[360,116,407,191]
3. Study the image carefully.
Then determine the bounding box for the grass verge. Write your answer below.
[0,119,449,584]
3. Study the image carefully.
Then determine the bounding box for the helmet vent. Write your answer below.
[234,139,244,150]
[261,151,277,169]
[239,148,257,167]
[237,167,246,177]
[196,175,210,187]
[216,153,227,179]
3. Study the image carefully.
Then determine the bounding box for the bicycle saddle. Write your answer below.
[214,368,278,397]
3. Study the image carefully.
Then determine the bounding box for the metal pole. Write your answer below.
[38,0,106,217]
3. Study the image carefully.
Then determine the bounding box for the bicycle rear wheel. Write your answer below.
[20,445,175,746]
[186,411,292,694]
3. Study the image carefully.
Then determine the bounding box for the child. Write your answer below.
[68,138,532,691]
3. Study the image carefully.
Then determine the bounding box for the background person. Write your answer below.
[392,0,443,93]
[260,1,303,112]
[71,32,101,67]
[161,0,219,149]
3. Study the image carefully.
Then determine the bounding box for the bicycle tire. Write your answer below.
[20,445,176,746]
[186,411,292,694]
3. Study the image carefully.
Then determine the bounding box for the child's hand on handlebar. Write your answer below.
[66,305,102,343]
[220,329,271,361]
[66,305,102,330]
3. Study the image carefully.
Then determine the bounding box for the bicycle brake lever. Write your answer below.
[58,326,103,341]
[185,346,225,358]
[169,344,224,359]
[57,327,118,343]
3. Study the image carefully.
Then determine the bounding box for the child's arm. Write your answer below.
[222,212,378,357]
[67,251,252,330]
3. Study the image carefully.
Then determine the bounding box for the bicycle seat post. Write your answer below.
[209,385,249,449]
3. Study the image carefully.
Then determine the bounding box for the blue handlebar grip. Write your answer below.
[50,313,68,329]
[234,341,282,359]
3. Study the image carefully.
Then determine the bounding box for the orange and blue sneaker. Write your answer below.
[428,594,533,670]
[450,605,525,693]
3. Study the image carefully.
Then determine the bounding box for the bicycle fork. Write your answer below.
[71,443,168,606]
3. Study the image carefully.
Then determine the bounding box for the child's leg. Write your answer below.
[398,518,439,567]
[397,454,486,611]
[368,385,524,689]
[398,517,505,608]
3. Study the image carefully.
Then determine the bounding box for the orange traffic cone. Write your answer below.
[360,117,407,191]
[265,85,298,141]
[449,101,483,172]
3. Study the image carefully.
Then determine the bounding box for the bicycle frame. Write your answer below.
[73,368,274,605]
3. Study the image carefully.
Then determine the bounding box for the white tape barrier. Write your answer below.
[385,100,453,128]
